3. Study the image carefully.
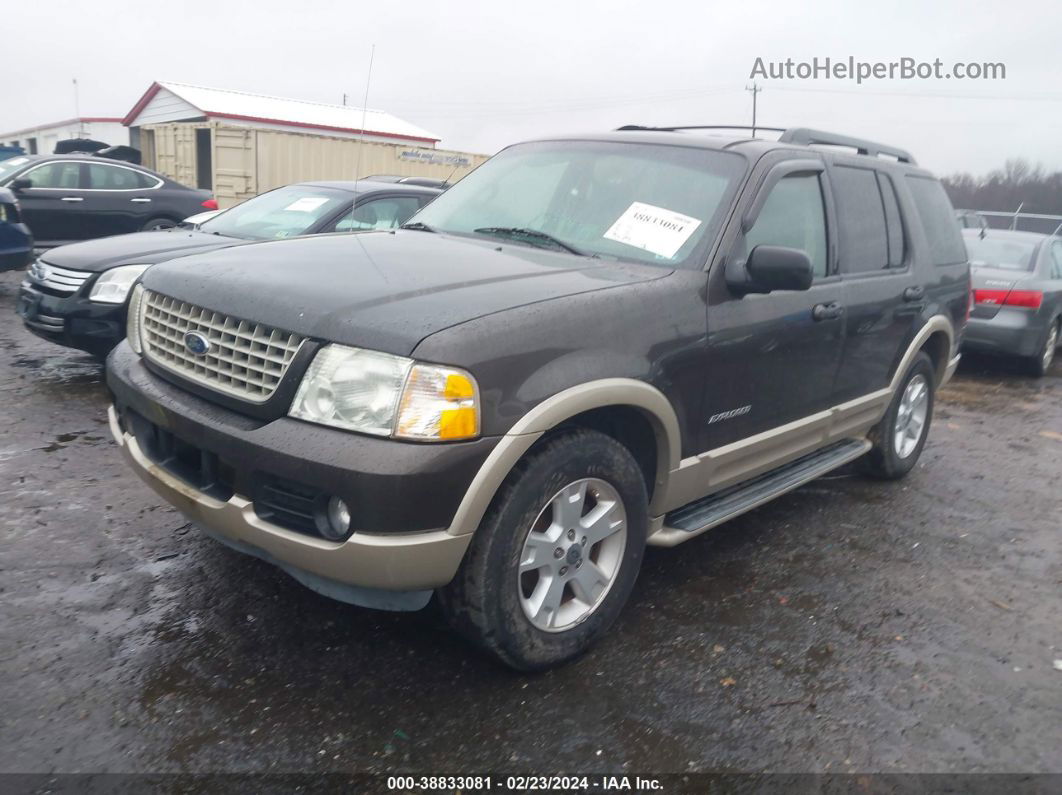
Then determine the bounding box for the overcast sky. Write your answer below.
[4,0,1059,176]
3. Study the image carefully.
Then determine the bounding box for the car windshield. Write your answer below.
[0,157,33,183]
[199,185,351,240]
[965,235,1038,272]
[407,140,746,267]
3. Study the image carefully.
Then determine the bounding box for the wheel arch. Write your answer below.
[890,315,955,391]
[447,378,681,536]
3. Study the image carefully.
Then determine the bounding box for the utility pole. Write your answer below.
[73,78,84,136]
[745,82,762,137]
[343,93,348,106]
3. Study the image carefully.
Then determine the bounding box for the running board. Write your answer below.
[648,439,870,547]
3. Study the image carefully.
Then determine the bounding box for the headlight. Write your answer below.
[290,345,414,436]
[126,283,145,354]
[289,344,479,441]
[89,264,151,304]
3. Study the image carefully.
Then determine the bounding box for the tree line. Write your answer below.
[942,159,1062,215]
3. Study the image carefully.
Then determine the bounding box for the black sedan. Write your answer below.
[0,154,214,247]
[16,179,441,357]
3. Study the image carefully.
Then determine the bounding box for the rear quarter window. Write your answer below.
[905,175,967,266]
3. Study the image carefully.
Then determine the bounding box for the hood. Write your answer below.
[41,230,243,272]
[142,230,670,355]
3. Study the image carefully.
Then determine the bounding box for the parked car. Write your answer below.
[105,126,968,670]
[963,228,1062,376]
[0,154,215,247]
[16,180,441,357]
[0,187,33,271]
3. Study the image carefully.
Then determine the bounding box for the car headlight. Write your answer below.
[289,344,479,441]
[126,283,145,354]
[89,264,151,304]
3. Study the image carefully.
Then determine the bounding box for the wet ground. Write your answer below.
[1,268,1060,776]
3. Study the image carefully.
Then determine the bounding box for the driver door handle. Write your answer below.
[812,301,844,321]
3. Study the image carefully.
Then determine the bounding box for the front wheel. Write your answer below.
[860,351,936,480]
[438,429,648,671]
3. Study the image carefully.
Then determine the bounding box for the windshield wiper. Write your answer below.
[473,227,587,256]
[400,221,436,232]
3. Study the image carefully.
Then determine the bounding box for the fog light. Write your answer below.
[323,496,351,540]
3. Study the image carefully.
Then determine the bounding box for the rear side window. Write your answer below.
[905,176,967,265]
[1050,241,1062,279]
[745,174,828,278]
[87,164,157,190]
[831,165,888,273]
[878,174,905,267]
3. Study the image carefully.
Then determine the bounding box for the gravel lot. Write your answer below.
[1,267,1059,775]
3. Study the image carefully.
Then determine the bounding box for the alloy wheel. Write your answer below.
[894,374,929,459]
[517,478,627,633]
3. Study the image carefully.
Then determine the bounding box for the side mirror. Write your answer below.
[726,245,814,295]
[10,178,32,192]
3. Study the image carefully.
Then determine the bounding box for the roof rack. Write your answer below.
[615,124,917,165]
[616,124,787,134]
[778,128,916,164]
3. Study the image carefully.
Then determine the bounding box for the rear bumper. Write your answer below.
[962,310,1046,358]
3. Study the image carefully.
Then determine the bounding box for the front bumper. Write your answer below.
[16,280,123,357]
[106,343,499,606]
[962,310,1046,358]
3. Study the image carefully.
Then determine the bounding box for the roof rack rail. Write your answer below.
[616,124,787,134]
[615,124,917,165]
[777,128,916,164]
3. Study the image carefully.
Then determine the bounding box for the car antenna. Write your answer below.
[352,43,376,198]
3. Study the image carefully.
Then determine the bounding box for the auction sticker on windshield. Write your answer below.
[603,201,701,259]
[284,197,331,213]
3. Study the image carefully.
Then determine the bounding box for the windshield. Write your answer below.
[200,185,351,240]
[965,235,1038,272]
[408,140,746,267]
[0,157,33,184]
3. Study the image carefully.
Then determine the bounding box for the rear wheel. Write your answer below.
[438,429,648,671]
[141,217,177,232]
[1025,319,1058,378]
[860,352,935,480]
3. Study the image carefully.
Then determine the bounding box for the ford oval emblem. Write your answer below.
[183,331,211,356]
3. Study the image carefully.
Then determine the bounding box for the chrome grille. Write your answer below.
[28,259,91,294]
[141,290,305,403]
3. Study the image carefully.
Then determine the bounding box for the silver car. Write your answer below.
[963,228,1062,376]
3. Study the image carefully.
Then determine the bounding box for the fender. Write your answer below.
[890,314,955,392]
[446,378,681,536]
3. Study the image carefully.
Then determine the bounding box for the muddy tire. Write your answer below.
[860,352,935,480]
[437,429,647,671]
[1025,318,1059,378]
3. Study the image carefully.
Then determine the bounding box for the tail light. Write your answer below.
[1004,290,1043,309]
[973,288,1043,309]
[201,198,218,210]
[973,289,1009,305]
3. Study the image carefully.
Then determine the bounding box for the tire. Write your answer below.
[860,351,935,480]
[1025,319,1059,378]
[437,429,648,671]
[141,217,177,232]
